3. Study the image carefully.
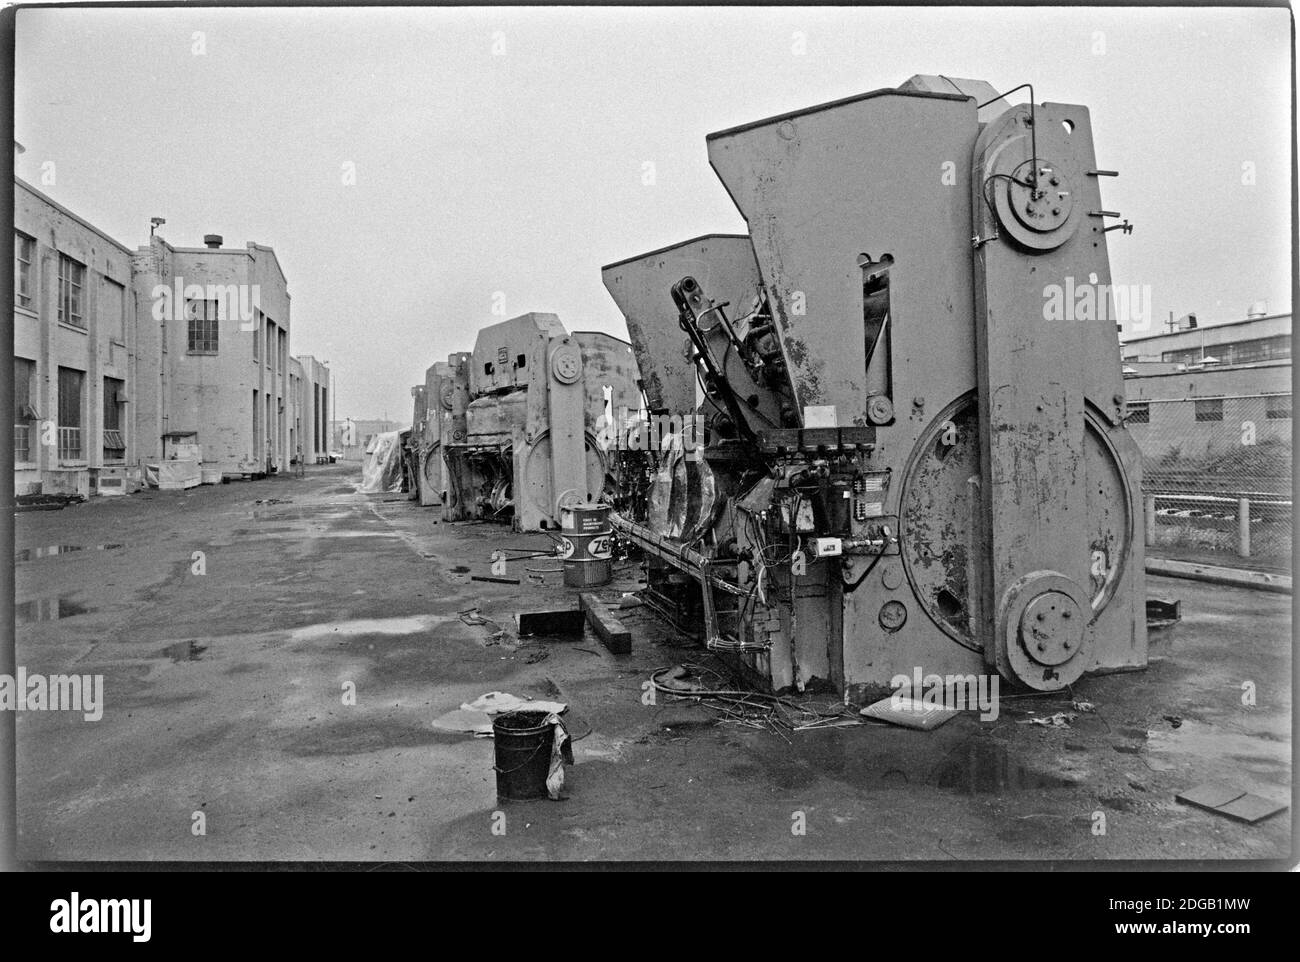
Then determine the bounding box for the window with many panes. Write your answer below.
[57,366,84,460]
[103,377,126,460]
[1162,335,1291,366]
[186,298,220,352]
[14,357,35,462]
[14,233,34,309]
[1193,398,1223,422]
[58,254,86,328]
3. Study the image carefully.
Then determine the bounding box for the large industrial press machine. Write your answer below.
[414,312,641,531]
[602,75,1146,701]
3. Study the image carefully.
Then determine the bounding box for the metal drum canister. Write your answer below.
[560,503,613,587]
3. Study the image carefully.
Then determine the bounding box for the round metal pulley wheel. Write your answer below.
[520,429,607,524]
[983,105,1083,252]
[551,345,582,384]
[867,394,894,426]
[1006,158,1073,235]
[997,571,1091,690]
[898,392,1134,664]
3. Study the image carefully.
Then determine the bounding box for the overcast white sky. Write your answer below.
[14,5,1294,423]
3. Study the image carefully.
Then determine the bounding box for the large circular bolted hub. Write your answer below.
[996,571,1091,690]
[1007,158,1073,234]
[551,343,582,384]
[1019,591,1084,666]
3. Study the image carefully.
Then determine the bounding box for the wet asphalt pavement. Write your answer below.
[11,464,1292,861]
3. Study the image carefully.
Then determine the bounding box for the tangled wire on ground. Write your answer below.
[649,660,861,743]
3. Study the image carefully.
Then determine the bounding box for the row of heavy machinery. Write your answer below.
[410,74,1148,705]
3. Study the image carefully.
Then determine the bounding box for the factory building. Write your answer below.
[132,233,295,476]
[291,354,331,464]
[13,178,140,498]
[1120,310,1292,464]
[12,176,325,494]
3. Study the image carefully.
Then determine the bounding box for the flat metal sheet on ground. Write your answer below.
[1176,783,1246,809]
[1176,783,1287,823]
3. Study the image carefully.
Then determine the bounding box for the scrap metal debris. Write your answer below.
[459,606,510,646]
[649,662,859,741]
[1022,711,1079,728]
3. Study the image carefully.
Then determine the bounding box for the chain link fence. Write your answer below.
[1127,393,1292,570]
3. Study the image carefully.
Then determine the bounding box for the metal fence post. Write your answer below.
[1238,497,1251,558]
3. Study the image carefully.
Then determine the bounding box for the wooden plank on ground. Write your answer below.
[578,593,632,654]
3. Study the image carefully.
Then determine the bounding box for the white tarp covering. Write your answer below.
[359,431,405,493]
[144,460,201,490]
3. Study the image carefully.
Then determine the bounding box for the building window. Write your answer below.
[1126,401,1149,424]
[14,233,34,309]
[252,310,262,360]
[1266,394,1291,420]
[14,357,35,462]
[103,377,126,460]
[186,298,220,352]
[1161,335,1291,366]
[266,322,274,369]
[104,279,126,343]
[57,366,84,460]
[1193,398,1223,422]
[278,329,287,373]
[57,254,86,328]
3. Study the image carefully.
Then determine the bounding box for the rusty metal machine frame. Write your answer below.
[423,312,641,531]
[603,75,1146,699]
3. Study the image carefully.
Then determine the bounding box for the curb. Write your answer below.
[1146,557,1292,594]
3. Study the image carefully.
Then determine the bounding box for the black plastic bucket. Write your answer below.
[492,710,555,801]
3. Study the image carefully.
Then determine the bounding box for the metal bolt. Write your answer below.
[1050,176,1060,186]
[1037,612,1045,621]
[1052,207,1061,216]
[1062,609,1072,619]
[1027,204,1037,214]
[1037,643,1045,652]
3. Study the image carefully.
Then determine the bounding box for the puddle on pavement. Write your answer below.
[15,543,123,563]
[288,614,448,642]
[933,739,1072,795]
[161,640,208,662]
[15,597,92,623]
